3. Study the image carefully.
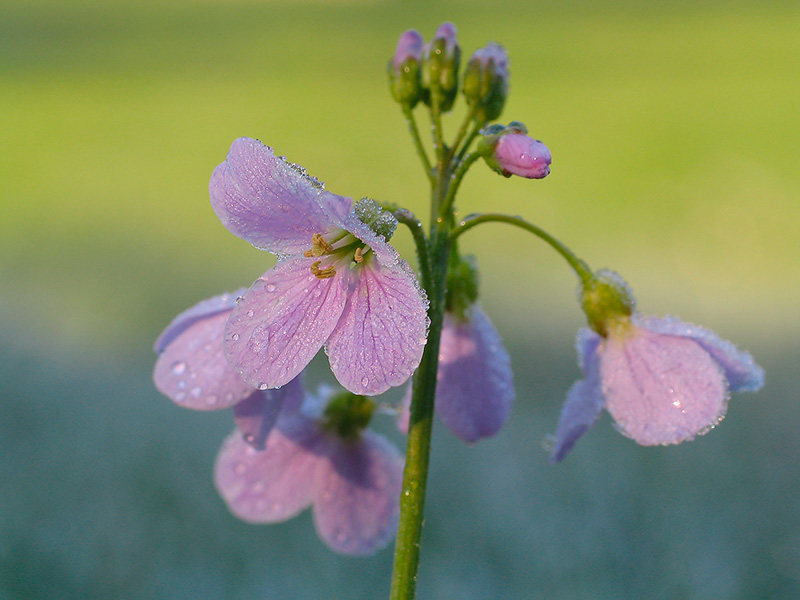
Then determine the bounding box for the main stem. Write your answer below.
[389,162,452,600]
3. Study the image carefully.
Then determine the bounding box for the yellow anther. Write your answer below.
[353,247,365,263]
[311,261,337,279]
[303,233,334,258]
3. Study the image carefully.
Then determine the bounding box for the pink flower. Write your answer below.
[214,380,403,556]
[494,133,551,179]
[550,314,765,462]
[398,305,514,444]
[210,138,429,396]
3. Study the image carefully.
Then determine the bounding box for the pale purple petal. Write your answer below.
[391,29,424,70]
[209,137,352,255]
[326,258,429,395]
[154,288,246,353]
[343,210,404,268]
[435,307,514,443]
[634,314,765,392]
[600,327,728,446]
[153,297,255,411]
[495,133,551,179]
[549,329,604,463]
[214,423,322,524]
[225,258,350,390]
[313,431,403,555]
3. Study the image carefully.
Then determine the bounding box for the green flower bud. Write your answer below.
[580,270,636,336]
[463,43,509,124]
[421,22,461,113]
[388,29,424,108]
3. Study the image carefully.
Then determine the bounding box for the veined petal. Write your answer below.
[153,298,254,411]
[209,138,352,255]
[435,307,514,443]
[601,327,728,446]
[634,314,765,392]
[225,258,350,390]
[312,431,403,555]
[549,329,604,463]
[214,424,321,524]
[326,259,429,395]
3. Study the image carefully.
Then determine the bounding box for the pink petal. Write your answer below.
[213,422,321,524]
[326,259,429,395]
[549,330,604,462]
[209,138,352,255]
[224,258,350,390]
[312,431,403,555]
[435,307,514,443]
[600,327,728,446]
[633,314,764,392]
[233,376,307,449]
[153,296,255,411]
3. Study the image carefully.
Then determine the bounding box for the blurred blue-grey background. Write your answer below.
[2,0,798,598]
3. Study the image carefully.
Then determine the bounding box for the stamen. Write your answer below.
[353,247,365,263]
[303,233,334,258]
[311,261,337,279]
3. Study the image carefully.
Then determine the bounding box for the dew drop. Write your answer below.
[231,333,240,341]
[204,395,218,406]
[249,325,270,353]
[177,380,186,390]
[258,383,269,390]
[246,309,254,318]
[361,376,369,388]
[265,283,277,293]
[243,433,256,444]
[191,386,202,397]
[171,361,187,375]
[234,462,246,475]
[224,392,234,402]
[175,392,186,402]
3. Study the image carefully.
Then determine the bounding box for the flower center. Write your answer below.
[303,230,371,280]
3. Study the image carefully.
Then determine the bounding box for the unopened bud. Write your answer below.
[388,29,424,108]
[463,43,509,124]
[421,22,461,112]
[478,122,551,179]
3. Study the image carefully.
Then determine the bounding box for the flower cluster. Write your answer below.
[154,22,765,574]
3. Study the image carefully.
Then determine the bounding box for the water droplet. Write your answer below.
[258,383,268,390]
[177,380,186,390]
[249,325,270,353]
[246,309,254,317]
[171,361,186,375]
[204,395,218,406]
[234,462,246,475]
[224,392,234,402]
[191,386,202,397]
[361,376,369,388]
[243,433,256,444]
[175,392,186,402]
[231,333,240,341]
[265,283,277,293]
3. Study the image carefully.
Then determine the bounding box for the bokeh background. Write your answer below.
[2,0,799,598]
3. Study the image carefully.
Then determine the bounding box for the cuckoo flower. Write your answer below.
[549,271,764,462]
[398,304,514,444]
[214,381,403,556]
[210,138,429,396]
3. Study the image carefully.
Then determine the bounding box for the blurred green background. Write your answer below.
[2,0,798,598]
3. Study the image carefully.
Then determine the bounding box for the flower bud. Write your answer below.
[478,122,552,179]
[388,29,424,108]
[421,22,461,112]
[463,43,509,124]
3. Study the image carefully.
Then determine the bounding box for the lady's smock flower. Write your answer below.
[214,381,403,556]
[479,122,551,179]
[550,272,764,462]
[210,138,429,397]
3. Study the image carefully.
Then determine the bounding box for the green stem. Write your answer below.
[438,152,481,219]
[402,106,434,184]
[451,213,594,285]
[394,208,433,290]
